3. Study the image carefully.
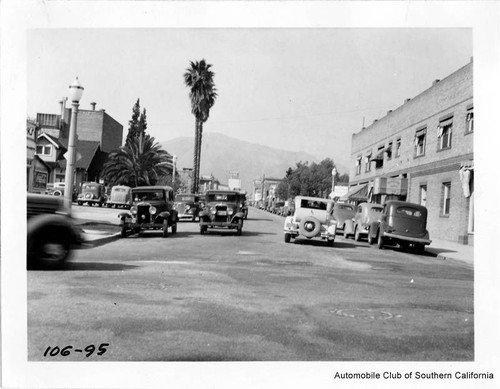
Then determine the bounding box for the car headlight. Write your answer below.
[149,206,157,215]
[185,205,191,210]
[131,206,138,215]
[228,208,234,215]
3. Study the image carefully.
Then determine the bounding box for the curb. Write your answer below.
[81,232,121,248]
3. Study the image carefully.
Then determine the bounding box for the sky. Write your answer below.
[27,28,472,169]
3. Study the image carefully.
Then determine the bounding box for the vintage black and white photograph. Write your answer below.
[1,1,499,388]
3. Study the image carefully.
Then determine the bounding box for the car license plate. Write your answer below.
[217,211,227,216]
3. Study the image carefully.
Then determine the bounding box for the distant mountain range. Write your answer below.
[160,132,347,193]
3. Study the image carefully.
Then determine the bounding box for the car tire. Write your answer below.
[414,243,425,254]
[121,225,128,238]
[299,216,321,238]
[162,220,169,238]
[200,225,207,235]
[284,233,291,243]
[192,215,196,222]
[377,231,384,249]
[236,219,243,236]
[354,227,361,242]
[367,230,374,245]
[30,227,71,270]
[78,201,83,206]
[328,238,335,247]
[171,223,177,234]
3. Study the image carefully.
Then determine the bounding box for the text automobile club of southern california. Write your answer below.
[333,371,494,380]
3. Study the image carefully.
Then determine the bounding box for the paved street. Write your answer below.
[28,206,474,361]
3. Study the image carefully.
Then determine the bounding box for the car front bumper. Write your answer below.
[200,221,239,229]
[284,225,336,239]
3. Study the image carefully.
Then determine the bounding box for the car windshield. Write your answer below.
[113,188,127,193]
[371,206,383,213]
[208,194,237,202]
[133,191,164,201]
[396,206,423,218]
[300,199,328,210]
[83,184,98,190]
[176,195,195,202]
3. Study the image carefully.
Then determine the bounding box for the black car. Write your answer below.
[199,190,245,235]
[27,193,83,269]
[174,193,202,222]
[118,186,178,238]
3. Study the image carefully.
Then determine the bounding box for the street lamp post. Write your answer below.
[331,165,337,198]
[64,77,84,210]
[172,155,177,185]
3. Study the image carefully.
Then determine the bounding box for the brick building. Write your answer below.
[347,60,473,245]
[34,100,123,193]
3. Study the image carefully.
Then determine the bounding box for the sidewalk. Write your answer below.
[425,238,474,265]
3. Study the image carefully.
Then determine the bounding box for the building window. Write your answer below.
[355,156,362,175]
[419,185,427,207]
[414,128,426,157]
[386,142,393,160]
[466,109,474,133]
[364,153,372,173]
[442,182,451,216]
[395,138,401,158]
[375,146,384,169]
[36,145,52,155]
[437,118,453,150]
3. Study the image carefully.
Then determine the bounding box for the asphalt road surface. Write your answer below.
[28,206,474,361]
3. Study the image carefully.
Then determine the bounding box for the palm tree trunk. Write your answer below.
[192,119,199,193]
[197,121,203,193]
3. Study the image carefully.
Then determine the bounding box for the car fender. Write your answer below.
[159,211,171,220]
[28,214,82,247]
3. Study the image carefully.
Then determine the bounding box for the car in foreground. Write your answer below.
[174,193,202,222]
[77,182,106,207]
[199,190,245,235]
[106,185,133,209]
[283,196,336,246]
[367,200,431,253]
[344,202,383,241]
[27,193,83,269]
[118,186,178,237]
[332,202,356,233]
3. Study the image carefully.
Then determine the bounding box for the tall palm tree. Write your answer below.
[101,134,172,187]
[184,59,217,193]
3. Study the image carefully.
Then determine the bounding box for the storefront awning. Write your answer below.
[340,184,368,202]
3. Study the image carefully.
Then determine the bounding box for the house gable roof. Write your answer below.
[59,140,101,170]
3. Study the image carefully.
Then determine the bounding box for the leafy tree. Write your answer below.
[126,99,147,144]
[101,134,172,187]
[184,59,217,193]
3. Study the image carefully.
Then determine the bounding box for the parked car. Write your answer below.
[283,196,337,246]
[118,186,178,238]
[332,202,356,233]
[367,200,431,253]
[106,185,133,209]
[174,193,202,222]
[199,190,245,235]
[27,193,83,269]
[344,202,383,241]
[77,182,106,207]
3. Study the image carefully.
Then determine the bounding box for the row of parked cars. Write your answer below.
[283,195,431,253]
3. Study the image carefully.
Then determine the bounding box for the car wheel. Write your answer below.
[367,230,374,245]
[414,243,425,254]
[171,223,177,234]
[107,203,111,208]
[354,227,361,242]
[200,225,207,235]
[284,233,291,243]
[236,219,243,236]
[192,215,196,222]
[328,238,335,247]
[99,202,103,207]
[31,228,71,270]
[87,202,92,207]
[78,201,83,206]
[162,220,169,237]
[299,216,321,238]
[377,231,384,249]
[121,225,128,238]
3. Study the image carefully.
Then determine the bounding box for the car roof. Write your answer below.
[206,190,240,195]
[132,185,173,191]
[295,196,333,203]
[385,200,426,209]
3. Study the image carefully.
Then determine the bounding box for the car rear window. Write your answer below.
[396,206,423,218]
[336,204,354,211]
[301,199,328,210]
[134,191,164,201]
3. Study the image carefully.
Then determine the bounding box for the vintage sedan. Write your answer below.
[106,185,133,209]
[331,202,356,233]
[199,190,245,235]
[174,193,202,222]
[344,202,383,241]
[77,182,106,207]
[367,200,431,253]
[283,196,336,246]
[27,193,83,269]
[118,186,178,238]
